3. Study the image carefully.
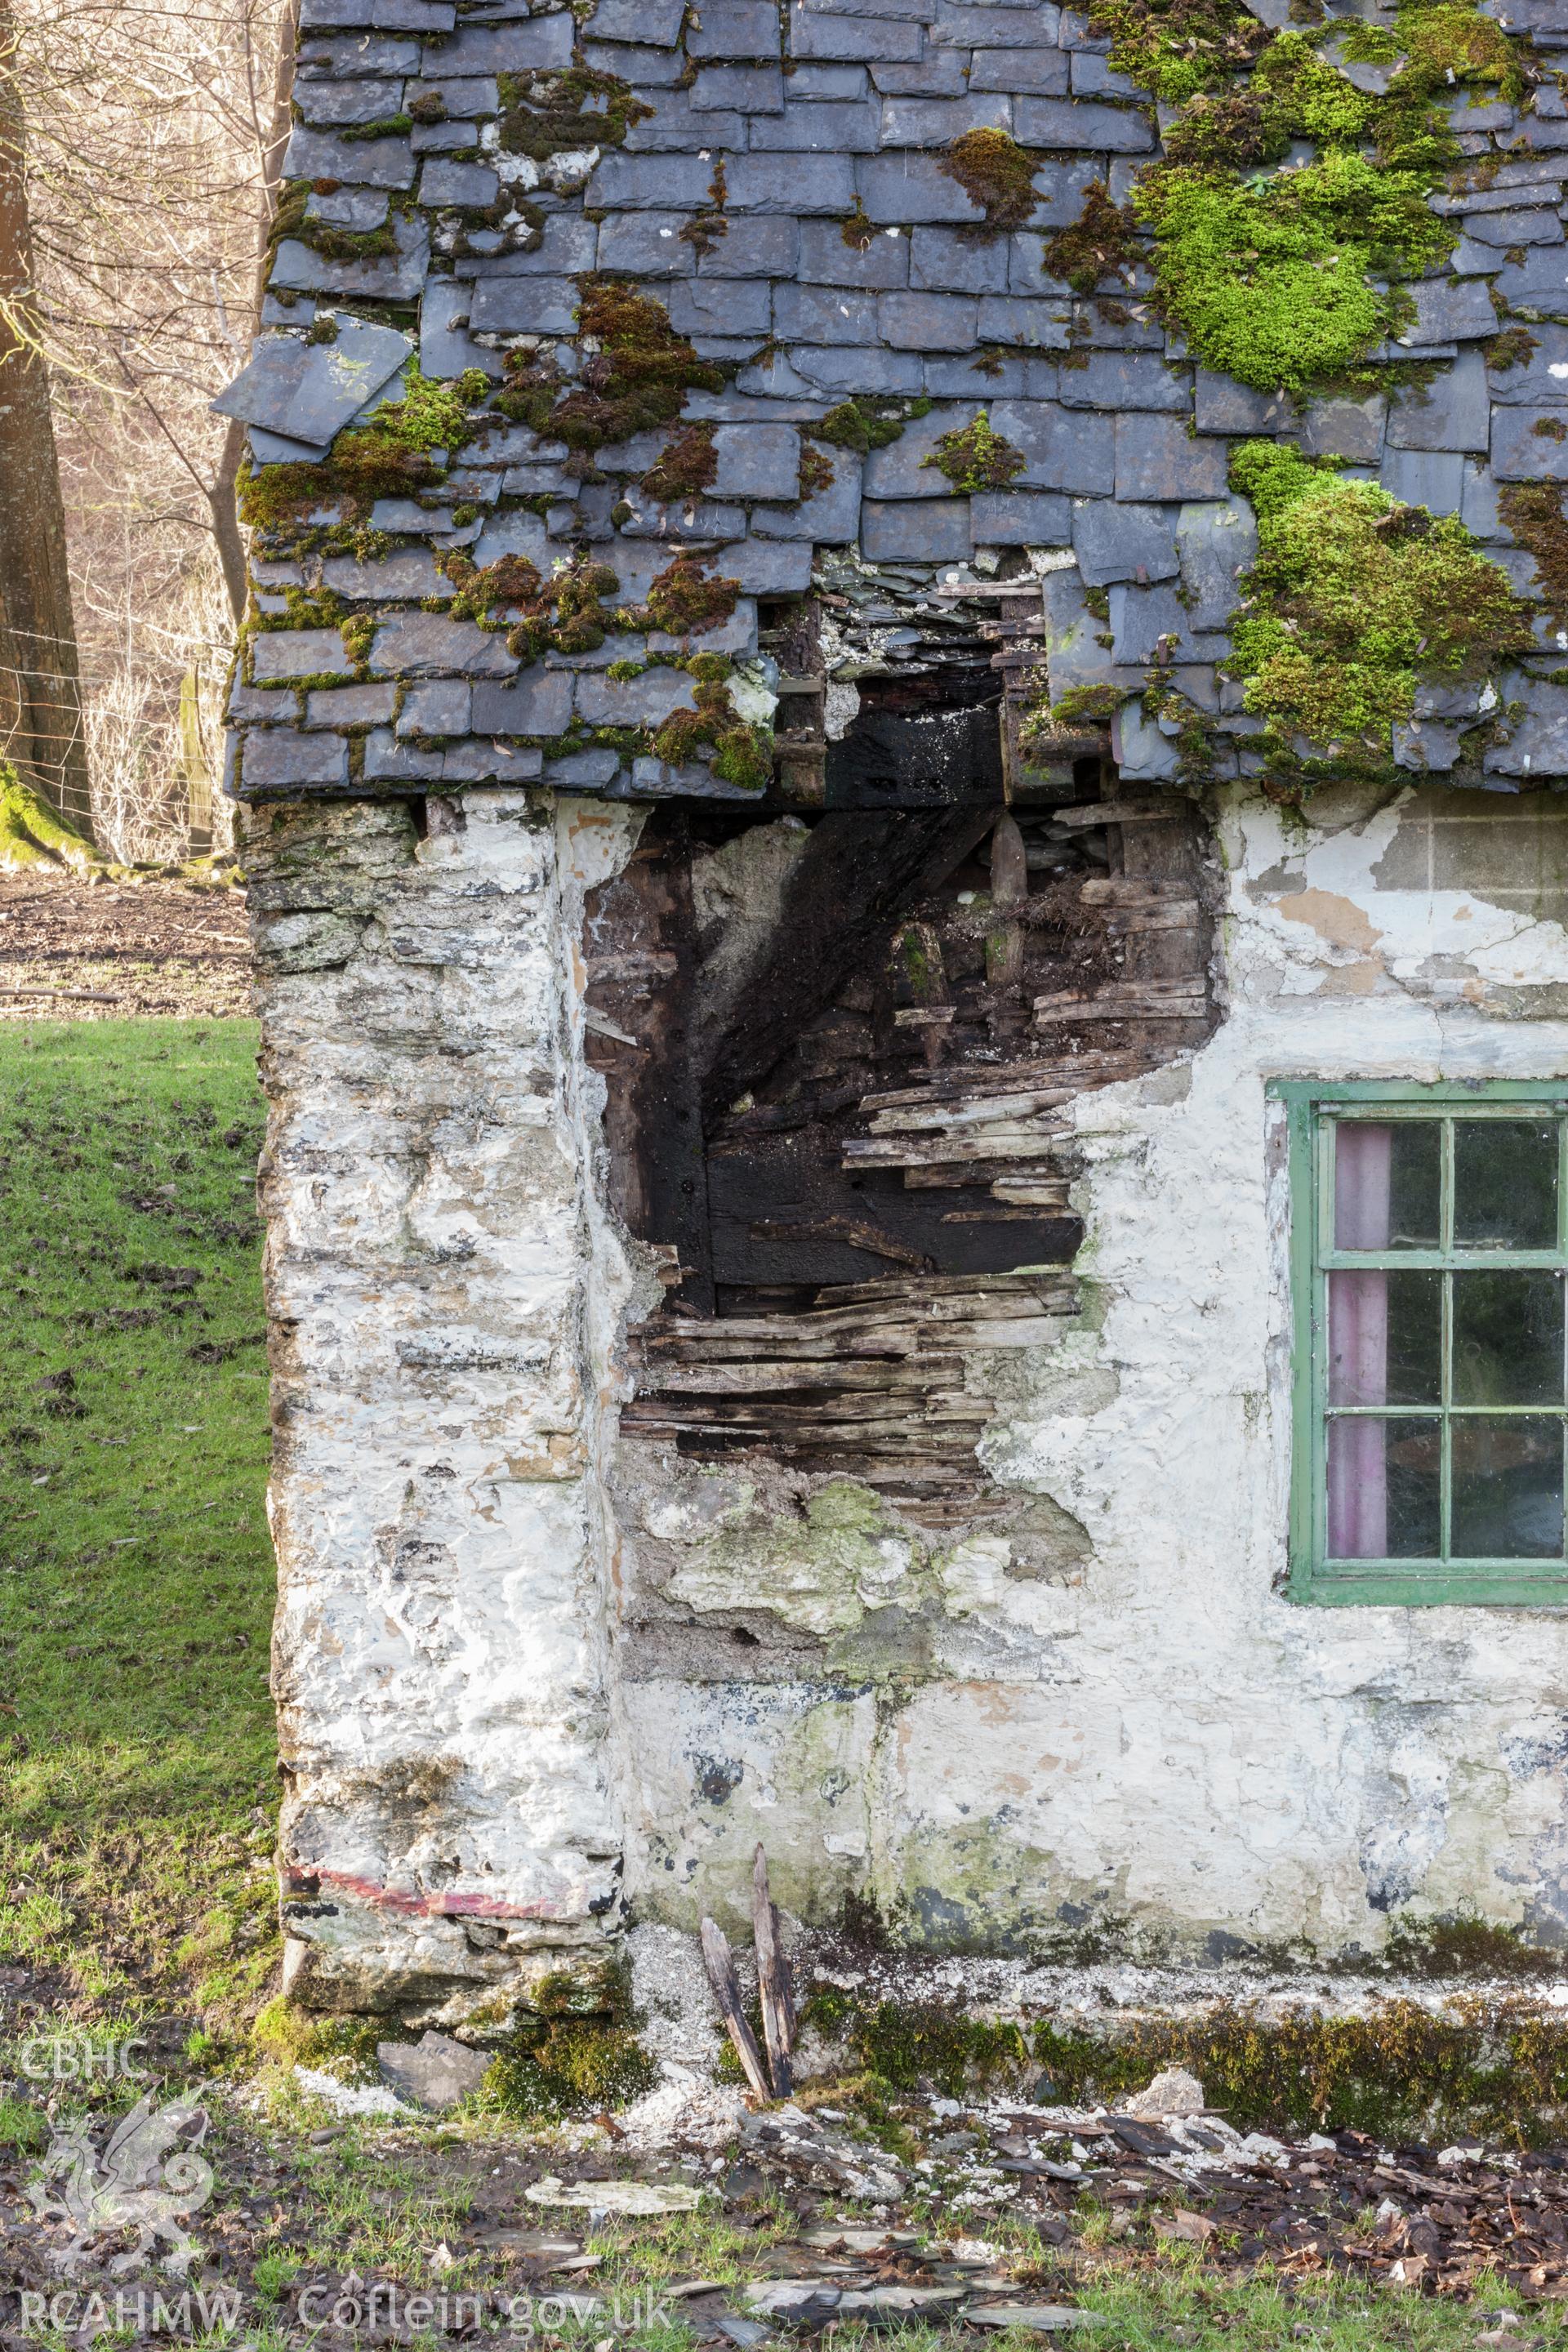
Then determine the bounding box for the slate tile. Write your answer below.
[420,158,499,206]
[1485,706,1568,775]
[472,510,564,567]
[1111,700,1179,779]
[730,154,858,211]
[697,216,800,275]
[252,629,350,682]
[1071,497,1178,584]
[322,550,444,599]
[713,539,815,590]
[971,487,1069,541]
[545,748,623,786]
[1175,497,1256,627]
[1007,234,1072,296]
[856,151,982,222]
[406,74,497,114]
[360,728,445,780]
[296,32,420,73]
[785,345,927,392]
[1488,245,1568,313]
[991,398,1114,491]
[790,63,871,95]
[1380,447,1466,512]
[1070,51,1147,94]
[623,87,745,147]
[710,421,801,499]
[800,217,910,287]
[687,0,782,54]
[282,125,416,186]
[1014,95,1152,145]
[1027,157,1116,227]
[871,55,970,91]
[586,0,685,38]
[305,684,399,726]
[880,289,980,347]
[934,1,1059,39]
[1401,275,1499,344]
[1192,369,1290,434]
[803,0,934,18]
[752,98,883,147]
[586,153,718,208]
[594,212,697,277]
[295,76,407,124]
[880,94,1013,140]
[1493,408,1568,480]
[576,670,697,726]
[776,283,882,342]
[793,9,924,54]
[1058,349,1185,409]
[398,679,472,735]
[421,15,572,69]
[1489,322,1568,405]
[1294,391,1385,461]
[751,447,862,538]
[1460,455,1508,537]
[469,276,579,334]
[669,278,773,335]
[926,351,1028,392]
[1386,350,1490,452]
[212,318,412,444]
[1114,412,1227,498]
[1462,206,1565,245]
[301,0,377,25]
[617,494,748,536]
[1042,568,1143,697]
[863,402,977,495]
[969,47,1071,90]
[445,740,544,781]
[581,39,687,80]
[241,726,351,787]
[622,753,761,796]
[978,295,1070,345]
[911,226,1009,294]
[1393,718,1465,771]
[861,494,973,558]
[371,612,521,676]
[692,61,785,107]
[372,0,451,32]
[470,669,576,732]
[229,682,297,724]
[459,214,599,274]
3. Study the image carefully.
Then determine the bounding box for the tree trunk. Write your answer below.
[0,0,91,835]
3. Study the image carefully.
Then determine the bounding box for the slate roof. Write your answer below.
[220,0,1568,801]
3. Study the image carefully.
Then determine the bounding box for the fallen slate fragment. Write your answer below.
[966,2306,1107,2332]
[525,2174,702,2214]
[1123,2065,1206,2119]
[376,2029,490,2111]
[212,319,412,445]
[714,2323,771,2350]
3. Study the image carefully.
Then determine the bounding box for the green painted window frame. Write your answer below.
[1274,1078,1568,1609]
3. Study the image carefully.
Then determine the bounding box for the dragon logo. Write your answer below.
[29,2085,214,2275]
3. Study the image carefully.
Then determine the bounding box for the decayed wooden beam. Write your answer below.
[1049,800,1182,831]
[700,1918,771,2101]
[752,1846,795,2100]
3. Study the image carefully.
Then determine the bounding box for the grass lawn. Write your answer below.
[0,1018,278,2025]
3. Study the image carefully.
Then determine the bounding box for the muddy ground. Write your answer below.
[0,872,252,1022]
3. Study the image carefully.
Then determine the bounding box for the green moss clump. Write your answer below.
[1383,1913,1566,1981]
[1086,0,1269,105]
[238,367,490,530]
[1487,323,1539,373]
[804,1989,1031,2098]
[252,1995,388,2083]
[1022,683,1129,745]
[1136,152,1450,394]
[266,178,399,265]
[484,2016,657,2121]
[497,63,653,158]
[940,128,1040,237]
[1226,438,1530,763]
[1043,182,1141,293]
[642,553,741,638]
[546,279,724,459]
[840,198,875,252]
[641,421,718,503]
[813,397,911,454]
[1500,481,1568,633]
[799,444,835,499]
[921,412,1026,493]
[0,764,102,871]
[653,662,773,791]
[438,548,621,658]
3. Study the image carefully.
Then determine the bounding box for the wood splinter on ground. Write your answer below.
[701,1845,797,2100]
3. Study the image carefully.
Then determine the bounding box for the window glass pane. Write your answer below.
[1452,1271,1565,1406]
[1327,1417,1441,1559]
[1451,1419,1564,1559]
[1328,1270,1441,1405]
[1454,1120,1559,1250]
[1334,1120,1440,1250]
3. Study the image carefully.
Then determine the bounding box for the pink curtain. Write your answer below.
[1328,1125,1392,1558]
